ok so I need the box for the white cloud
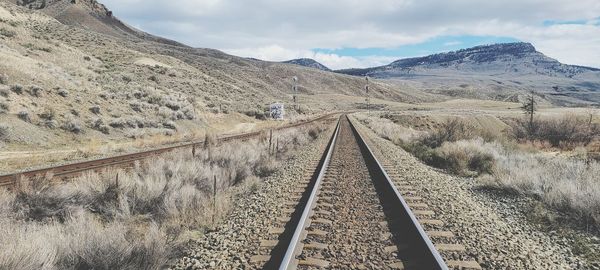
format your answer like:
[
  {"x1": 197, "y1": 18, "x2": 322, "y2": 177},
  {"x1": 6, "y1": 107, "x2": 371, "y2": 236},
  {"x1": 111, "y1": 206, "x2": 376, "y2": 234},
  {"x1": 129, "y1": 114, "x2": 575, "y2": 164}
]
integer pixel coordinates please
[
  {"x1": 443, "y1": 41, "x2": 462, "y2": 46},
  {"x1": 223, "y1": 45, "x2": 394, "y2": 70},
  {"x1": 101, "y1": 0, "x2": 600, "y2": 68}
]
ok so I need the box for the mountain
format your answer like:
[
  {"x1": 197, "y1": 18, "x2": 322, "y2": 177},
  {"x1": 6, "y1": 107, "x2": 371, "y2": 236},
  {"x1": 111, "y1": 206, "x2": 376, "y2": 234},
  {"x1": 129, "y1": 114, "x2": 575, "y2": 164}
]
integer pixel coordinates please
[
  {"x1": 337, "y1": 42, "x2": 600, "y2": 106},
  {"x1": 283, "y1": 58, "x2": 331, "y2": 71}
]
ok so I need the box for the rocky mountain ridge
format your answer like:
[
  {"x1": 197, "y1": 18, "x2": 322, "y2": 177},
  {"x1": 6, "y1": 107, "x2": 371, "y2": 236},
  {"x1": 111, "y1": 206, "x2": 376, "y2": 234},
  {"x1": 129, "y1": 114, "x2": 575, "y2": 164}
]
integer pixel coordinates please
[{"x1": 282, "y1": 58, "x2": 331, "y2": 71}]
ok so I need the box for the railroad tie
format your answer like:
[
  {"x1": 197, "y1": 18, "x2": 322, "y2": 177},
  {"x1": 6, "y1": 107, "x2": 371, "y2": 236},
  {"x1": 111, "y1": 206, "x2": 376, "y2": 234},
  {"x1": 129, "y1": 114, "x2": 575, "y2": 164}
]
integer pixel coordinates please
[
  {"x1": 260, "y1": 240, "x2": 278, "y2": 247},
  {"x1": 413, "y1": 210, "x2": 436, "y2": 217},
  {"x1": 446, "y1": 260, "x2": 482, "y2": 269},
  {"x1": 403, "y1": 196, "x2": 423, "y2": 202},
  {"x1": 426, "y1": 230, "x2": 455, "y2": 238},
  {"x1": 419, "y1": 219, "x2": 444, "y2": 226},
  {"x1": 388, "y1": 262, "x2": 405, "y2": 269},
  {"x1": 282, "y1": 208, "x2": 295, "y2": 214},
  {"x1": 268, "y1": 227, "x2": 285, "y2": 234},
  {"x1": 435, "y1": 243, "x2": 466, "y2": 252},
  {"x1": 249, "y1": 254, "x2": 271, "y2": 263},
  {"x1": 303, "y1": 242, "x2": 328, "y2": 250},
  {"x1": 407, "y1": 202, "x2": 429, "y2": 209},
  {"x1": 307, "y1": 229, "x2": 328, "y2": 236},
  {"x1": 312, "y1": 218, "x2": 333, "y2": 225},
  {"x1": 298, "y1": 257, "x2": 330, "y2": 268},
  {"x1": 277, "y1": 216, "x2": 292, "y2": 223}
]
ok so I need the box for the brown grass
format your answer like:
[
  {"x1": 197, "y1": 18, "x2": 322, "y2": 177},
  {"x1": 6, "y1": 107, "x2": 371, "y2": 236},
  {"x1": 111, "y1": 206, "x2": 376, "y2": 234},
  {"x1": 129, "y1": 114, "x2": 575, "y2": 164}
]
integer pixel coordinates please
[
  {"x1": 0, "y1": 123, "x2": 330, "y2": 269},
  {"x1": 356, "y1": 112, "x2": 600, "y2": 229}
]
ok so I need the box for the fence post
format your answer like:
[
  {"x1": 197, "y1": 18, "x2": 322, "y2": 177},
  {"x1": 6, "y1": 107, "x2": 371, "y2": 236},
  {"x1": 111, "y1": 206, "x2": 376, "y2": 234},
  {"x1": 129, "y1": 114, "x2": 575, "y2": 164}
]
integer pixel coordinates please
[
  {"x1": 269, "y1": 129, "x2": 273, "y2": 154},
  {"x1": 275, "y1": 138, "x2": 279, "y2": 158},
  {"x1": 213, "y1": 175, "x2": 217, "y2": 225},
  {"x1": 115, "y1": 172, "x2": 120, "y2": 202}
]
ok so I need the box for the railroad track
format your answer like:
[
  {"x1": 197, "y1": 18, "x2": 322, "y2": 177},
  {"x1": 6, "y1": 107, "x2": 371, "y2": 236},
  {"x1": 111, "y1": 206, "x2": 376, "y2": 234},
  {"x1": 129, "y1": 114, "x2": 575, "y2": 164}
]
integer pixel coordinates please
[
  {"x1": 0, "y1": 113, "x2": 337, "y2": 188},
  {"x1": 252, "y1": 115, "x2": 481, "y2": 269}
]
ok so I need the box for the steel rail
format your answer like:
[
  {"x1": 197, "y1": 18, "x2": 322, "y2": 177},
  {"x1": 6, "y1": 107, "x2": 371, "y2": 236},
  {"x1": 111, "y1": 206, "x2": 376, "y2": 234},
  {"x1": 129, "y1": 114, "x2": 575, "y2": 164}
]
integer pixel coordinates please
[
  {"x1": 278, "y1": 117, "x2": 341, "y2": 270},
  {"x1": 347, "y1": 115, "x2": 448, "y2": 269},
  {"x1": 0, "y1": 113, "x2": 338, "y2": 187},
  {"x1": 277, "y1": 115, "x2": 447, "y2": 269}
]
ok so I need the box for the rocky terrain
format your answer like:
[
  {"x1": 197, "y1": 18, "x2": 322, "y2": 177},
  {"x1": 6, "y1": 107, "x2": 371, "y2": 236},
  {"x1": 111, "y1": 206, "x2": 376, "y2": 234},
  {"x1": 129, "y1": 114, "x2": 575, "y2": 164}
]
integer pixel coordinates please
[
  {"x1": 282, "y1": 58, "x2": 331, "y2": 72},
  {"x1": 337, "y1": 43, "x2": 600, "y2": 106}
]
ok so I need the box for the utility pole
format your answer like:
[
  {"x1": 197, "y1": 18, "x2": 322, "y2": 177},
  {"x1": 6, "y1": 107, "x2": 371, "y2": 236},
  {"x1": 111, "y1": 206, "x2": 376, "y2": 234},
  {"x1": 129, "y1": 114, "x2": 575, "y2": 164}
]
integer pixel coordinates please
[
  {"x1": 292, "y1": 76, "x2": 299, "y2": 112},
  {"x1": 365, "y1": 76, "x2": 370, "y2": 113}
]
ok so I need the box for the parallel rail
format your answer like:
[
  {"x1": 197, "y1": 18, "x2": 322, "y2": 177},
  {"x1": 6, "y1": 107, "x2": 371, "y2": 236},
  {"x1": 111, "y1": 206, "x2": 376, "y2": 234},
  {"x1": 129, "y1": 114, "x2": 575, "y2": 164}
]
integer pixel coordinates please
[
  {"x1": 274, "y1": 115, "x2": 447, "y2": 269},
  {"x1": 0, "y1": 113, "x2": 337, "y2": 187}
]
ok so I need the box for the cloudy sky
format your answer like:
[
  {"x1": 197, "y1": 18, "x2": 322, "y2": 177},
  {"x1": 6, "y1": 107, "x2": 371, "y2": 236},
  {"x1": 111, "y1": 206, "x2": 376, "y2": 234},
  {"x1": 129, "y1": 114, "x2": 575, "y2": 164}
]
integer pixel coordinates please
[{"x1": 102, "y1": 0, "x2": 600, "y2": 70}]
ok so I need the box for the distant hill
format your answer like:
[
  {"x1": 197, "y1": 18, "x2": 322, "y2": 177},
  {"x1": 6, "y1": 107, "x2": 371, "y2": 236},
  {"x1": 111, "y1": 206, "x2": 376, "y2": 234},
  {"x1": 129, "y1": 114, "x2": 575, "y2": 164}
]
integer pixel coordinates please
[
  {"x1": 337, "y1": 42, "x2": 600, "y2": 106},
  {"x1": 283, "y1": 58, "x2": 331, "y2": 71}
]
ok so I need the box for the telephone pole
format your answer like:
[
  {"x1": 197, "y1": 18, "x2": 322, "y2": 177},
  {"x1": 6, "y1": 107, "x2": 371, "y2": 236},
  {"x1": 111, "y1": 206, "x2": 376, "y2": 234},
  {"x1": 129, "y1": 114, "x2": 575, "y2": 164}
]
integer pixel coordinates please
[
  {"x1": 292, "y1": 76, "x2": 298, "y2": 112},
  {"x1": 365, "y1": 76, "x2": 370, "y2": 113}
]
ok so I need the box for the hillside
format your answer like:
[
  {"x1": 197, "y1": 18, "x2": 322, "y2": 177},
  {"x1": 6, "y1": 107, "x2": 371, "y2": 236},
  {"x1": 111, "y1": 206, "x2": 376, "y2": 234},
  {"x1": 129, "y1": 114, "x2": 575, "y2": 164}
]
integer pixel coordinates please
[
  {"x1": 282, "y1": 58, "x2": 331, "y2": 71},
  {"x1": 0, "y1": 0, "x2": 435, "y2": 149},
  {"x1": 337, "y1": 43, "x2": 600, "y2": 106}
]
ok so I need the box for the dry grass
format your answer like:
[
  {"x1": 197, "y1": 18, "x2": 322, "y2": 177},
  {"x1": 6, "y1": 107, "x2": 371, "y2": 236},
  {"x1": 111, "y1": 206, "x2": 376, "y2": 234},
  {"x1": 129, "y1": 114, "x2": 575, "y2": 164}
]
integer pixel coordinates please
[
  {"x1": 356, "y1": 112, "x2": 600, "y2": 228},
  {"x1": 477, "y1": 142, "x2": 600, "y2": 227},
  {"x1": 353, "y1": 113, "x2": 424, "y2": 145},
  {"x1": 508, "y1": 114, "x2": 600, "y2": 149},
  {"x1": 0, "y1": 123, "x2": 329, "y2": 269}
]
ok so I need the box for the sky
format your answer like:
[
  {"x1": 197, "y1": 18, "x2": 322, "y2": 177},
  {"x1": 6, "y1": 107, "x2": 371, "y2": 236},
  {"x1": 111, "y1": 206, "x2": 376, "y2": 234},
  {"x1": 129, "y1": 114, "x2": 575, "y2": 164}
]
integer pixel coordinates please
[{"x1": 101, "y1": 0, "x2": 600, "y2": 70}]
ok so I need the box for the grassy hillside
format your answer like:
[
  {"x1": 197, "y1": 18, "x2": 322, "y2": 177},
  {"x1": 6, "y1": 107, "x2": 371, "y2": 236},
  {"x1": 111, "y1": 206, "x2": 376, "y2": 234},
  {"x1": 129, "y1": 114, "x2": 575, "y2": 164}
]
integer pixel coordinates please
[{"x1": 0, "y1": 0, "x2": 436, "y2": 151}]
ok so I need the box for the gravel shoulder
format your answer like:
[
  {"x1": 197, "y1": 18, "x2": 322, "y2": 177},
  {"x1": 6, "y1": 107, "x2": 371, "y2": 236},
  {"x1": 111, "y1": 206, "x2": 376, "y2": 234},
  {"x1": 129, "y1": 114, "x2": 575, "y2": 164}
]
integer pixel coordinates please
[
  {"x1": 351, "y1": 115, "x2": 595, "y2": 269},
  {"x1": 170, "y1": 124, "x2": 334, "y2": 270}
]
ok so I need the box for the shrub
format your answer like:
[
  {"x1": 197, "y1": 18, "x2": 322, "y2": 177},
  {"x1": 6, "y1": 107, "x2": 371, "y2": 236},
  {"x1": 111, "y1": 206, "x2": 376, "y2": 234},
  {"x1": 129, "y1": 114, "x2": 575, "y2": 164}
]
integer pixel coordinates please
[
  {"x1": 0, "y1": 87, "x2": 9, "y2": 97},
  {"x1": 91, "y1": 118, "x2": 109, "y2": 134},
  {"x1": 89, "y1": 105, "x2": 101, "y2": 115},
  {"x1": 164, "y1": 99, "x2": 181, "y2": 111},
  {"x1": 0, "y1": 100, "x2": 8, "y2": 114},
  {"x1": 0, "y1": 73, "x2": 7, "y2": 85},
  {"x1": 509, "y1": 115, "x2": 599, "y2": 148},
  {"x1": 434, "y1": 139, "x2": 499, "y2": 176},
  {"x1": 62, "y1": 117, "x2": 83, "y2": 133},
  {"x1": 109, "y1": 118, "x2": 126, "y2": 129},
  {"x1": 158, "y1": 106, "x2": 175, "y2": 120},
  {"x1": 10, "y1": 84, "x2": 23, "y2": 95},
  {"x1": 419, "y1": 118, "x2": 475, "y2": 148},
  {"x1": 38, "y1": 107, "x2": 55, "y2": 120},
  {"x1": 0, "y1": 124, "x2": 8, "y2": 140},
  {"x1": 162, "y1": 120, "x2": 176, "y2": 130},
  {"x1": 27, "y1": 85, "x2": 43, "y2": 97},
  {"x1": 129, "y1": 101, "x2": 142, "y2": 112},
  {"x1": 0, "y1": 28, "x2": 16, "y2": 38},
  {"x1": 57, "y1": 88, "x2": 69, "y2": 97},
  {"x1": 181, "y1": 106, "x2": 196, "y2": 120},
  {"x1": 44, "y1": 120, "x2": 58, "y2": 129},
  {"x1": 147, "y1": 92, "x2": 163, "y2": 105},
  {"x1": 17, "y1": 110, "x2": 30, "y2": 122}
]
